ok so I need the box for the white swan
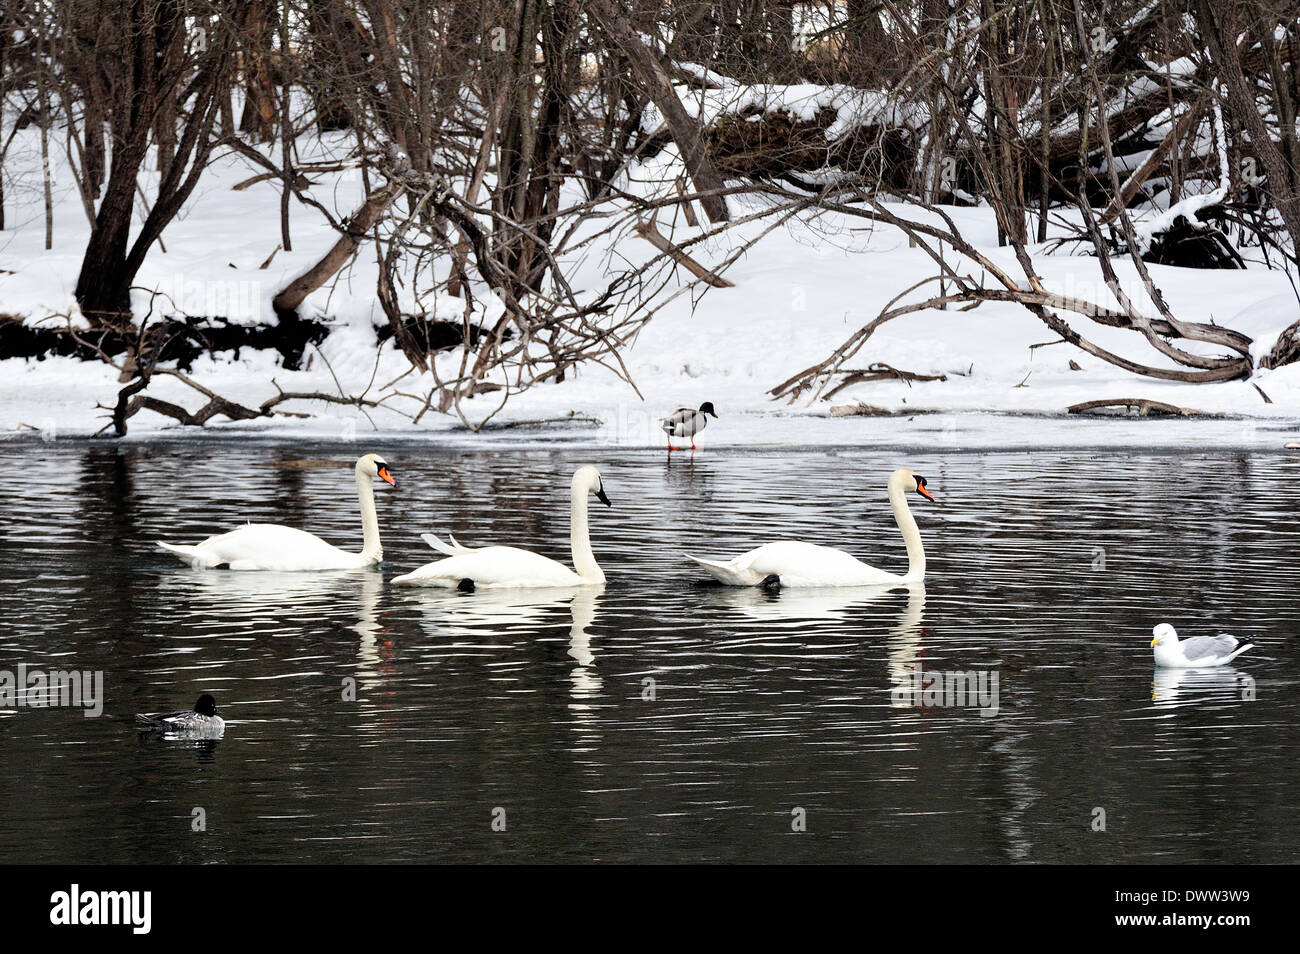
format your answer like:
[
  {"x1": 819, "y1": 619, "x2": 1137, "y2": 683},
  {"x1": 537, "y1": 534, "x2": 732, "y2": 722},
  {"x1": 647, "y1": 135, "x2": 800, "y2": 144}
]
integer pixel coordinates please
[
  {"x1": 392, "y1": 465, "x2": 611, "y2": 588},
  {"x1": 687, "y1": 467, "x2": 935, "y2": 587},
  {"x1": 157, "y1": 453, "x2": 395, "y2": 571},
  {"x1": 1150, "y1": 623, "x2": 1254, "y2": 668}
]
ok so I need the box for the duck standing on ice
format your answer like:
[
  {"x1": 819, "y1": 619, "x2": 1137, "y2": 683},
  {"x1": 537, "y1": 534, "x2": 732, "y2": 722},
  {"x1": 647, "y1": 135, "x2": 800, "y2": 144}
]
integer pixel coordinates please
[{"x1": 662, "y1": 402, "x2": 718, "y2": 452}]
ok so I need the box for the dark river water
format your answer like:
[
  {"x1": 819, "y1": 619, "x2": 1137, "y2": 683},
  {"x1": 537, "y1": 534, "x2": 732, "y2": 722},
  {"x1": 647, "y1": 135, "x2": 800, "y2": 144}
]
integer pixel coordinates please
[{"x1": 0, "y1": 440, "x2": 1297, "y2": 863}]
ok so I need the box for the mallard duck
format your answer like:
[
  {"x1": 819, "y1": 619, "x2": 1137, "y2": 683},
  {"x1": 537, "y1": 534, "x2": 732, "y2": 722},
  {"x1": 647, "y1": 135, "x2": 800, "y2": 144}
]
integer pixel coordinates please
[{"x1": 661, "y1": 402, "x2": 717, "y2": 451}]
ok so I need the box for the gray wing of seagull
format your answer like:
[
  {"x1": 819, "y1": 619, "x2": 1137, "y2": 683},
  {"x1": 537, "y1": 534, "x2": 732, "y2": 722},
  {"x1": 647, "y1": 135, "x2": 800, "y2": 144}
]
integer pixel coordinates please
[{"x1": 1180, "y1": 634, "x2": 1241, "y2": 661}]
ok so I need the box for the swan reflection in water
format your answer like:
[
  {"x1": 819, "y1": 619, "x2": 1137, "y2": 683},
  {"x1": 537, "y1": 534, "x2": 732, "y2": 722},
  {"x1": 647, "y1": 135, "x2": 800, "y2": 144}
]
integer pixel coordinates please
[
  {"x1": 1151, "y1": 666, "x2": 1254, "y2": 708},
  {"x1": 883, "y1": 583, "x2": 929, "y2": 706},
  {"x1": 350, "y1": 571, "x2": 388, "y2": 692},
  {"x1": 400, "y1": 586, "x2": 591, "y2": 642},
  {"x1": 164, "y1": 566, "x2": 376, "y2": 625},
  {"x1": 565, "y1": 589, "x2": 604, "y2": 751},
  {"x1": 162, "y1": 567, "x2": 395, "y2": 691},
  {"x1": 703, "y1": 581, "x2": 929, "y2": 714},
  {"x1": 700, "y1": 580, "x2": 924, "y2": 629},
  {"x1": 400, "y1": 584, "x2": 606, "y2": 745}
]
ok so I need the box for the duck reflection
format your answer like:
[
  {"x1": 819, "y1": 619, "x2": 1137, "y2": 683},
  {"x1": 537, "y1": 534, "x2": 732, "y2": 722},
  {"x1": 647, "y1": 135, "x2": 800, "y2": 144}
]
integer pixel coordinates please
[
  {"x1": 664, "y1": 451, "x2": 716, "y2": 500},
  {"x1": 1151, "y1": 665, "x2": 1253, "y2": 708},
  {"x1": 138, "y1": 735, "x2": 223, "y2": 762}
]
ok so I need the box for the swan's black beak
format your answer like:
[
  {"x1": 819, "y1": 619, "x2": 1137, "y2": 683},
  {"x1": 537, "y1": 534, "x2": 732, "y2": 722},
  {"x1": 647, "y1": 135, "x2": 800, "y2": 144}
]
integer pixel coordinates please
[
  {"x1": 595, "y1": 486, "x2": 612, "y2": 507},
  {"x1": 915, "y1": 476, "x2": 935, "y2": 503},
  {"x1": 378, "y1": 465, "x2": 395, "y2": 486}
]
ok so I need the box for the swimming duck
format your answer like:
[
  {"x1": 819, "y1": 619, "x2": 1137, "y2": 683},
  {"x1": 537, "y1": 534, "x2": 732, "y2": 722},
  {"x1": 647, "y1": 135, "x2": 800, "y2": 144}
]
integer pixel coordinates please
[{"x1": 136, "y1": 693, "x2": 226, "y2": 736}]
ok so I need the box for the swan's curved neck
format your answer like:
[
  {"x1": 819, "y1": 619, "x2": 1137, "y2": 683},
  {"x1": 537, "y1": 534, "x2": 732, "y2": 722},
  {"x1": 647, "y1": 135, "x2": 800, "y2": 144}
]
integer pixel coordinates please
[
  {"x1": 888, "y1": 480, "x2": 925, "y2": 582},
  {"x1": 570, "y1": 484, "x2": 604, "y2": 583},
  {"x1": 356, "y1": 470, "x2": 382, "y2": 561}
]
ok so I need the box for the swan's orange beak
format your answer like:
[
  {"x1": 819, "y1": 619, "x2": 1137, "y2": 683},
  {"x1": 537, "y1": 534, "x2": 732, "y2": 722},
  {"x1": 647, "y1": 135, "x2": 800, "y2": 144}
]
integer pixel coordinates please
[
  {"x1": 917, "y1": 483, "x2": 935, "y2": 503},
  {"x1": 378, "y1": 466, "x2": 395, "y2": 486}
]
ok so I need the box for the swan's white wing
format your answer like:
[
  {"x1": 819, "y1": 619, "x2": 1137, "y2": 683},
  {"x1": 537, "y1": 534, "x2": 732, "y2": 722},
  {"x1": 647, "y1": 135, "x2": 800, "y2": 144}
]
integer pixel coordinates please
[
  {"x1": 421, "y1": 532, "x2": 478, "y2": 556},
  {"x1": 157, "y1": 541, "x2": 221, "y2": 568},
  {"x1": 687, "y1": 553, "x2": 765, "y2": 586},
  {"x1": 1180, "y1": 634, "x2": 1241, "y2": 661},
  {"x1": 393, "y1": 545, "x2": 585, "y2": 588},
  {"x1": 159, "y1": 524, "x2": 364, "y2": 571}
]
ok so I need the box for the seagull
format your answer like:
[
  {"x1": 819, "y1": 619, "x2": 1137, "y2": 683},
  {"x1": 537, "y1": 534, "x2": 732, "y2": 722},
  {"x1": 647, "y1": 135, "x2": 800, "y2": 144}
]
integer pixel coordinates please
[
  {"x1": 661, "y1": 402, "x2": 718, "y2": 451},
  {"x1": 1150, "y1": 623, "x2": 1254, "y2": 668}
]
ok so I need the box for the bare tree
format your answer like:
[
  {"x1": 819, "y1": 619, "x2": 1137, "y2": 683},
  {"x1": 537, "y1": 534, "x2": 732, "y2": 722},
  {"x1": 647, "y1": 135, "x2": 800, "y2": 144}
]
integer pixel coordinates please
[{"x1": 72, "y1": 0, "x2": 235, "y2": 326}]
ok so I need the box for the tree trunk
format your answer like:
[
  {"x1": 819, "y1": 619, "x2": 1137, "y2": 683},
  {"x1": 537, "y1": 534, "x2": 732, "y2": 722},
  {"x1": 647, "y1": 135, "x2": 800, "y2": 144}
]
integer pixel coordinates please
[
  {"x1": 587, "y1": 0, "x2": 731, "y2": 223},
  {"x1": 75, "y1": 0, "x2": 228, "y2": 326},
  {"x1": 1194, "y1": 0, "x2": 1300, "y2": 251},
  {"x1": 271, "y1": 184, "x2": 400, "y2": 317},
  {"x1": 238, "y1": 1, "x2": 277, "y2": 142}
]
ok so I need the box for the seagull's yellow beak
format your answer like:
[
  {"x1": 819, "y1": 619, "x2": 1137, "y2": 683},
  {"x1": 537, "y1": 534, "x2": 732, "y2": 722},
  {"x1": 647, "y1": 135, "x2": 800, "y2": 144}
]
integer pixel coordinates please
[{"x1": 1150, "y1": 637, "x2": 1159, "y2": 647}]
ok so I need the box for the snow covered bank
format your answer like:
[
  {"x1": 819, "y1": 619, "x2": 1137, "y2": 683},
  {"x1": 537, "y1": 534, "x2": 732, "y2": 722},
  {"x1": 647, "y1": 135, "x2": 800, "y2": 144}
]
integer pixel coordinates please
[{"x1": 1, "y1": 128, "x2": 1297, "y2": 449}]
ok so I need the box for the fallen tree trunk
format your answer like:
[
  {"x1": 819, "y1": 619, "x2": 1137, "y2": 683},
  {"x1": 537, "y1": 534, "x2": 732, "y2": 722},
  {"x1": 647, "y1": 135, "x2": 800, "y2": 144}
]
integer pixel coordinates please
[
  {"x1": 829, "y1": 402, "x2": 894, "y2": 417},
  {"x1": 1143, "y1": 212, "x2": 1245, "y2": 269},
  {"x1": 1067, "y1": 398, "x2": 1204, "y2": 416},
  {"x1": 271, "y1": 182, "x2": 400, "y2": 318},
  {"x1": 1261, "y1": 317, "x2": 1300, "y2": 369},
  {"x1": 1, "y1": 312, "x2": 327, "y2": 371},
  {"x1": 640, "y1": 100, "x2": 918, "y2": 193},
  {"x1": 766, "y1": 190, "x2": 1256, "y2": 404},
  {"x1": 107, "y1": 370, "x2": 389, "y2": 437},
  {"x1": 823, "y1": 363, "x2": 947, "y2": 399},
  {"x1": 1099, "y1": 98, "x2": 1205, "y2": 224}
]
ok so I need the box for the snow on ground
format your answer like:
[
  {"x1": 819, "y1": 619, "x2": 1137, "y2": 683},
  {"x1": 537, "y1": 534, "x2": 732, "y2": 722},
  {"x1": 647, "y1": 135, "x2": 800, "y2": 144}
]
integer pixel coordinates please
[
  {"x1": 640, "y1": 78, "x2": 927, "y2": 141},
  {"x1": 0, "y1": 126, "x2": 1297, "y2": 450}
]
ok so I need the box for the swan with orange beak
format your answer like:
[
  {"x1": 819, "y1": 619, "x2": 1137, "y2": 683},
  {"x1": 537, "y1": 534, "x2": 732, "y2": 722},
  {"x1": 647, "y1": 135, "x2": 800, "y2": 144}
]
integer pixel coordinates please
[
  {"x1": 158, "y1": 453, "x2": 395, "y2": 571},
  {"x1": 688, "y1": 468, "x2": 936, "y2": 587}
]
